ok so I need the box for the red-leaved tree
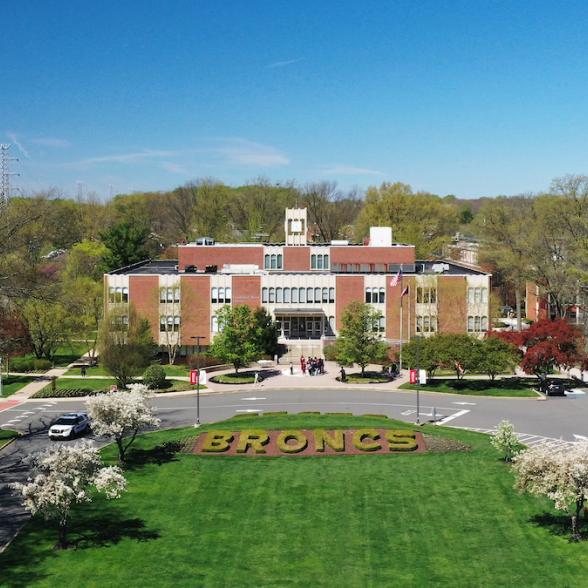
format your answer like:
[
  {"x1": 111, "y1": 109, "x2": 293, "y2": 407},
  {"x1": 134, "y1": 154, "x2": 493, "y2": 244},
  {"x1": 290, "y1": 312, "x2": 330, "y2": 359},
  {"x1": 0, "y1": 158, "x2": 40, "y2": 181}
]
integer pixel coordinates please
[{"x1": 494, "y1": 319, "x2": 585, "y2": 375}]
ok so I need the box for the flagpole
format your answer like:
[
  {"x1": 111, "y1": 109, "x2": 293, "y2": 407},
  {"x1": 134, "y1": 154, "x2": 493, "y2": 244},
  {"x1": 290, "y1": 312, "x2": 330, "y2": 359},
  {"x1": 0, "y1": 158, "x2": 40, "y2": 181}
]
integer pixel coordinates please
[{"x1": 399, "y1": 274, "x2": 404, "y2": 371}]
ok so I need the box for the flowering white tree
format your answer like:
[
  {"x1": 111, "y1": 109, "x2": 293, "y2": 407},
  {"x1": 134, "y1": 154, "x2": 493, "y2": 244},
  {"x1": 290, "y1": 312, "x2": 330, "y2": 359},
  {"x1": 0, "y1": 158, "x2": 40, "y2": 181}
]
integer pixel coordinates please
[
  {"x1": 87, "y1": 383, "x2": 160, "y2": 462},
  {"x1": 490, "y1": 420, "x2": 521, "y2": 462},
  {"x1": 11, "y1": 440, "x2": 126, "y2": 549},
  {"x1": 513, "y1": 443, "x2": 588, "y2": 540}
]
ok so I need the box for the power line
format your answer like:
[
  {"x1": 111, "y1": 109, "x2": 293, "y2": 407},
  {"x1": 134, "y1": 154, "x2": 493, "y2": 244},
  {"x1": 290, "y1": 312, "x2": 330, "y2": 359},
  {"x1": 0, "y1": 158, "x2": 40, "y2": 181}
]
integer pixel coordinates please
[{"x1": 0, "y1": 144, "x2": 20, "y2": 205}]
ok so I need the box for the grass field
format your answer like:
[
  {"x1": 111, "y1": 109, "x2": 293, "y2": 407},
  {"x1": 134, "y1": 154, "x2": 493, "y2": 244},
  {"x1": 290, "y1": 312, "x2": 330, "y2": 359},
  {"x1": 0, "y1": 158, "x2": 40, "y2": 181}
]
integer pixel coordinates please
[
  {"x1": 2, "y1": 413, "x2": 588, "y2": 587},
  {"x1": 1, "y1": 375, "x2": 37, "y2": 397},
  {"x1": 400, "y1": 377, "x2": 539, "y2": 397},
  {"x1": 0, "y1": 428, "x2": 19, "y2": 449},
  {"x1": 18, "y1": 342, "x2": 90, "y2": 369},
  {"x1": 65, "y1": 364, "x2": 189, "y2": 378}
]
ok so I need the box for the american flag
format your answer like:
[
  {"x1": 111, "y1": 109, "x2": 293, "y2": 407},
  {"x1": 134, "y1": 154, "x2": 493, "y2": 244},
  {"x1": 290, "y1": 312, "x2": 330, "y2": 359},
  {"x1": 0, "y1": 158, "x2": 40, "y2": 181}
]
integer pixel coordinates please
[
  {"x1": 401, "y1": 286, "x2": 409, "y2": 297},
  {"x1": 390, "y1": 270, "x2": 402, "y2": 287}
]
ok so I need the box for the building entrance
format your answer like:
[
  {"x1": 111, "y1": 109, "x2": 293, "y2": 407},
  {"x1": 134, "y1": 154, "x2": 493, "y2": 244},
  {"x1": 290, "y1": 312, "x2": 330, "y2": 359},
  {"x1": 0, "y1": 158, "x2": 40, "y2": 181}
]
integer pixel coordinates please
[{"x1": 277, "y1": 315, "x2": 323, "y2": 339}]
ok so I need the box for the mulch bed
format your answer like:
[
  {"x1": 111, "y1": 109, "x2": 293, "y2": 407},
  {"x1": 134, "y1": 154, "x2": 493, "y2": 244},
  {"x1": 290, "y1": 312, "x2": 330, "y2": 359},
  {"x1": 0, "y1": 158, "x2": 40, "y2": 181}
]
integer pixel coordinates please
[{"x1": 423, "y1": 434, "x2": 471, "y2": 453}]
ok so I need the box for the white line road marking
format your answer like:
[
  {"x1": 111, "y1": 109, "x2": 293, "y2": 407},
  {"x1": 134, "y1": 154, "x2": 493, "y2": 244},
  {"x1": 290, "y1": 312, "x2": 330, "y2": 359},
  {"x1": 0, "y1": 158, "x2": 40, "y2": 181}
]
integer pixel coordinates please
[
  {"x1": 401, "y1": 409, "x2": 416, "y2": 416},
  {"x1": 242, "y1": 397, "x2": 267, "y2": 401},
  {"x1": 235, "y1": 409, "x2": 263, "y2": 413},
  {"x1": 452, "y1": 401, "x2": 476, "y2": 406},
  {"x1": 435, "y1": 409, "x2": 470, "y2": 425}
]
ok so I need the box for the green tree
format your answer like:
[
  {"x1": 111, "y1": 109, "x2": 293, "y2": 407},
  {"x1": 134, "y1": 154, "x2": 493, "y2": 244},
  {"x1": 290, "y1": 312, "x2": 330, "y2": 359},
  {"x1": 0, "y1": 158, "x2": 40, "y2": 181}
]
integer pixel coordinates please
[
  {"x1": 63, "y1": 240, "x2": 108, "y2": 281},
  {"x1": 20, "y1": 300, "x2": 71, "y2": 360},
  {"x1": 402, "y1": 336, "x2": 442, "y2": 377},
  {"x1": 335, "y1": 301, "x2": 389, "y2": 376},
  {"x1": 478, "y1": 336, "x2": 519, "y2": 380},
  {"x1": 210, "y1": 305, "x2": 263, "y2": 373},
  {"x1": 100, "y1": 222, "x2": 151, "y2": 271},
  {"x1": 354, "y1": 182, "x2": 459, "y2": 257},
  {"x1": 253, "y1": 308, "x2": 279, "y2": 358},
  {"x1": 98, "y1": 305, "x2": 156, "y2": 388}
]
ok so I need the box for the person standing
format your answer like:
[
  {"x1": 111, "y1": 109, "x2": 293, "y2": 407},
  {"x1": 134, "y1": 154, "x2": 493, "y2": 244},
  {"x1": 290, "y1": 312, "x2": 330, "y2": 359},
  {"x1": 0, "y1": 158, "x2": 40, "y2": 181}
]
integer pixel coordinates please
[{"x1": 300, "y1": 355, "x2": 306, "y2": 375}]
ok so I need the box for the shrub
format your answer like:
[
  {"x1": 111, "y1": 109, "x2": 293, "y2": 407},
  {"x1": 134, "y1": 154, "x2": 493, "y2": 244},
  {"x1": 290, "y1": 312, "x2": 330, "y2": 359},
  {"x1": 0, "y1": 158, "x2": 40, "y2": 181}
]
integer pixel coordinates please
[
  {"x1": 33, "y1": 359, "x2": 52, "y2": 371},
  {"x1": 263, "y1": 411, "x2": 288, "y2": 416},
  {"x1": 361, "y1": 414, "x2": 389, "y2": 419},
  {"x1": 10, "y1": 357, "x2": 34, "y2": 372},
  {"x1": 352, "y1": 429, "x2": 381, "y2": 451},
  {"x1": 188, "y1": 353, "x2": 227, "y2": 369},
  {"x1": 143, "y1": 365, "x2": 166, "y2": 390},
  {"x1": 276, "y1": 430, "x2": 308, "y2": 453}
]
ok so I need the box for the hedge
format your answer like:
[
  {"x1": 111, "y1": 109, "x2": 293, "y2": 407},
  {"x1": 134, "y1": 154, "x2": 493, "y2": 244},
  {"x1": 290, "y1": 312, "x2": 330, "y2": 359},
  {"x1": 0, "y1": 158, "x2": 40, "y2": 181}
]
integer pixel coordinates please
[
  {"x1": 276, "y1": 430, "x2": 308, "y2": 453},
  {"x1": 10, "y1": 358, "x2": 52, "y2": 372},
  {"x1": 32, "y1": 387, "x2": 107, "y2": 399}
]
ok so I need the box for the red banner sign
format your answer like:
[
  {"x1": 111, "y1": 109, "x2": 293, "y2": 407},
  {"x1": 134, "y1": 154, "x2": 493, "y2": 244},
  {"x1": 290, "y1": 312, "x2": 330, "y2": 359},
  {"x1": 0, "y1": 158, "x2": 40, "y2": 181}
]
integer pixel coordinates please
[{"x1": 190, "y1": 369, "x2": 199, "y2": 385}]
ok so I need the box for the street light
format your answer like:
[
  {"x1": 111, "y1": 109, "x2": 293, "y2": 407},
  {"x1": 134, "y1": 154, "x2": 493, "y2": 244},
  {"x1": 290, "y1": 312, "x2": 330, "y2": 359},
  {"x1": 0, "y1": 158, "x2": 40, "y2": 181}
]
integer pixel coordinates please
[
  {"x1": 0, "y1": 357, "x2": 3, "y2": 398},
  {"x1": 191, "y1": 336, "x2": 205, "y2": 427},
  {"x1": 415, "y1": 335, "x2": 421, "y2": 426}
]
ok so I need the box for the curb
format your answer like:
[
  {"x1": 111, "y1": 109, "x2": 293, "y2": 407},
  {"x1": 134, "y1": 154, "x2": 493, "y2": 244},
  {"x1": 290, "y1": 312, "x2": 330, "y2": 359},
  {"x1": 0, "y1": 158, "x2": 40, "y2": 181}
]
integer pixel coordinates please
[{"x1": 0, "y1": 435, "x2": 19, "y2": 453}]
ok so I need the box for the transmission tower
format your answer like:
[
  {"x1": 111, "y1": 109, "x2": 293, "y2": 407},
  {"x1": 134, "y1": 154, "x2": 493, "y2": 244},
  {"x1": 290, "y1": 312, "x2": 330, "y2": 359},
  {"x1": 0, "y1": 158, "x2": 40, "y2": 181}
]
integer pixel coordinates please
[{"x1": 0, "y1": 144, "x2": 19, "y2": 205}]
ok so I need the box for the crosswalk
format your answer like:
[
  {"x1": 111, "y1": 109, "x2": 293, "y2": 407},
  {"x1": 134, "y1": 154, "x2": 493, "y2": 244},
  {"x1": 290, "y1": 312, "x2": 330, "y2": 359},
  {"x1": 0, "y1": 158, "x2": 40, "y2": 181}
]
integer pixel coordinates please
[
  {"x1": 0, "y1": 401, "x2": 57, "y2": 429},
  {"x1": 460, "y1": 426, "x2": 579, "y2": 452}
]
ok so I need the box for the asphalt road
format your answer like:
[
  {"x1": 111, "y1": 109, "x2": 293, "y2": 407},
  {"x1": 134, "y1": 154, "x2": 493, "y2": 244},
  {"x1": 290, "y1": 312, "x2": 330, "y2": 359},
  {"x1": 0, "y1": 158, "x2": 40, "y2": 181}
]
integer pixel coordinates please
[{"x1": 1, "y1": 386, "x2": 587, "y2": 549}]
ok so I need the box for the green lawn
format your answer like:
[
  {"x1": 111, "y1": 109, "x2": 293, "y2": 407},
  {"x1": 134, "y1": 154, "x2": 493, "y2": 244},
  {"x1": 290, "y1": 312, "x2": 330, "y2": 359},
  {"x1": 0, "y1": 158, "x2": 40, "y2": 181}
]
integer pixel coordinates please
[
  {"x1": 18, "y1": 342, "x2": 91, "y2": 369},
  {"x1": 0, "y1": 428, "x2": 19, "y2": 449},
  {"x1": 400, "y1": 377, "x2": 540, "y2": 397},
  {"x1": 2, "y1": 414, "x2": 588, "y2": 587},
  {"x1": 1, "y1": 375, "x2": 37, "y2": 397},
  {"x1": 65, "y1": 364, "x2": 189, "y2": 378}
]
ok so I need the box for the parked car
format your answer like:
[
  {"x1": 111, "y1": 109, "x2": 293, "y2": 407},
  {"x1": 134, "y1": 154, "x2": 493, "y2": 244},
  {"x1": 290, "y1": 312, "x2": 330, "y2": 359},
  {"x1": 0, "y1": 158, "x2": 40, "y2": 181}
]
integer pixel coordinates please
[
  {"x1": 48, "y1": 412, "x2": 91, "y2": 440},
  {"x1": 536, "y1": 375, "x2": 568, "y2": 397}
]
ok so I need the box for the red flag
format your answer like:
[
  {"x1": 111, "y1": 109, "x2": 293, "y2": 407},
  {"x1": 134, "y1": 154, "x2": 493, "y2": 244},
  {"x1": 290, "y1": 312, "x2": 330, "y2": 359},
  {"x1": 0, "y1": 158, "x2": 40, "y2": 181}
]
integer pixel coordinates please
[{"x1": 390, "y1": 270, "x2": 402, "y2": 287}]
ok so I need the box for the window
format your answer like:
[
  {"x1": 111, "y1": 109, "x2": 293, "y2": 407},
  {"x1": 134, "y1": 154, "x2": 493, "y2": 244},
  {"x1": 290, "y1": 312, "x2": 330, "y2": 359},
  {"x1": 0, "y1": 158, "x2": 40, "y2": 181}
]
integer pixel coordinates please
[
  {"x1": 218, "y1": 288, "x2": 225, "y2": 303},
  {"x1": 416, "y1": 314, "x2": 437, "y2": 333},
  {"x1": 160, "y1": 316, "x2": 166, "y2": 332},
  {"x1": 173, "y1": 287, "x2": 180, "y2": 302},
  {"x1": 212, "y1": 286, "x2": 231, "y2": 304},
  {"x1": 271, "y1": 254, "x2": 277, "y2": 269},
  {"x1": 109, "y1": 287, "x2": 116, "y2": 303},
  {"x1": 307, "y1": 287, "x2": 313, "y2": 303},
  {"x1": 322, "y1": 288, "x2": 328, "y2": 303},
  {"x1": 211, "y1": 287, "x2": 218, "y2": 303},
  {"x1": 277, "y1": 254, "x2": 283, "y2": 269},
  {"x1": 262, "y1": 287, "x2": 268, "y2": 303},
  {"x1": 265, "y1": 253, "x2": 283, "y2": 270},
  {"x1": 269, "y1": 288, "x2": 275, "y2": 303},
  {"x1": 467, "y1": 315, "x2": 489, "y2": 333},
  {"x1": 329, "y1": 287, "x2": 335, "y2": 303},
  {"x1": 365, "y1": 287, "x2": 385, "y2": 304},
  {"x1": 160, "y1": 316, "x2": 180, "y2": 332},
  {"x1": 174, "y1": 316, "x2": 180, "y2": 332},
  {"x1": 311, "y1": 254, "x2": 329, "y2": 270},
  {"x1": 365, "y1": 288, "x2": 372, "y2": 303},
  {"x1": 314, "y1": 287, "x2": 321, "y2": 303},
  {"x1": 276, "y1": 287, "x2": 283, "y2": 303},
  {"x1": 468, "y1": 288, "x2": 474, "y2": 304},
  {"x1": 225, "y1": 287, "x2": 231, "y2": 303},
  {"x1": 115, "y1": 287, "x2": 123, "y2": 303},
  {"x1": 166, "y1": 287, "x2": 174, "y2": 303},
  {"x1": 299, "y1": 287, "x2": 306, "y2": 303},
  {"x1": 284, "y1": 287, "x2": 291, "y2": 303},
  {"x1": 122, "y1": 287, "x2": 129, "y2": 303},
  {"x1": 474, "y1": 288, "x2": 481, "y2": 303},
  {"x1": 292, "y1": 288, "x2": 298, "y2": 303},
  {"x1": 482, "y1": 287, "x2": 488, "y2": 303},
  {"x1": 417, "y1": 287, "x2": 437, "y2": 304},
  {"x1": 264, "y1": 254, "x2": 270, "y2": 269},
  {"x1": 211, "y1": 316, "x2": 219, "y2": 333},
  {"x1": 379, "y1": 316, "x2": 385, "y2": 332},
  {"x1": 379, "y1": 288, "x2": 385, "y2": 303}
]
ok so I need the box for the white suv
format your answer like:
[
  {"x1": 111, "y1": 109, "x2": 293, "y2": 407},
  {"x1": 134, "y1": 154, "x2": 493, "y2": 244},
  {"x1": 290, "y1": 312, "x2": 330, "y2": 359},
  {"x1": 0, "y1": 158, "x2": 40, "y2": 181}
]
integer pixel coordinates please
[{"x1": 48, "y1": 413, "x2": 91, "y2": 440}]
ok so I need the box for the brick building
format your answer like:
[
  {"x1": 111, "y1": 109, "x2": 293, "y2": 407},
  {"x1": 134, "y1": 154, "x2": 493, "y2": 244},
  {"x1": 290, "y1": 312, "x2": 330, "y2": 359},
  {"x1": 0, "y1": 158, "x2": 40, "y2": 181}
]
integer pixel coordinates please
[{"x1": 105, "y1": 208, "x2": 491, "y2": 357}]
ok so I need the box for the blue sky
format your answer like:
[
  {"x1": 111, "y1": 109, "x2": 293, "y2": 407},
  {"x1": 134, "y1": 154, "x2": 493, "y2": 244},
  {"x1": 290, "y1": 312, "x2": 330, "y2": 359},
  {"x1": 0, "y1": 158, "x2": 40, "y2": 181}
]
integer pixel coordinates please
[{"x1": 3, "y1": 0, "x2": 588, "y2": 198}]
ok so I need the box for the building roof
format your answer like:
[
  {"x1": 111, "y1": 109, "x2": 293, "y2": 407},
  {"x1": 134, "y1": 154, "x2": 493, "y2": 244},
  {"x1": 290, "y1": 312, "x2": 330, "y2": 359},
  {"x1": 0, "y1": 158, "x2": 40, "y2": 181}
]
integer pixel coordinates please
[{"x1": 110, "y1": 258, "x2": 489, "y2": 277}]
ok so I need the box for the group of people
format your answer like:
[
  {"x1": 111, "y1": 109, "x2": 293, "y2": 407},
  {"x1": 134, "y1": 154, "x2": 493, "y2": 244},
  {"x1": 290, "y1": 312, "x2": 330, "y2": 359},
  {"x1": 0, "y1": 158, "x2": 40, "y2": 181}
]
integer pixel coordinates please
[{"x1": 300, "y1": 355, "x2": 325, "y2": 376}]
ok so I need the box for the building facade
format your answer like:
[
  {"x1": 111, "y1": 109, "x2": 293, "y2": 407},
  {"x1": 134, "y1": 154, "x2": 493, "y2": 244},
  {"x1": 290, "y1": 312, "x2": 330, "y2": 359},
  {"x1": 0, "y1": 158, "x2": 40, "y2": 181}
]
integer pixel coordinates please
[{"x1": 105, "y1": 208, "x2": 491, "y2": 356}]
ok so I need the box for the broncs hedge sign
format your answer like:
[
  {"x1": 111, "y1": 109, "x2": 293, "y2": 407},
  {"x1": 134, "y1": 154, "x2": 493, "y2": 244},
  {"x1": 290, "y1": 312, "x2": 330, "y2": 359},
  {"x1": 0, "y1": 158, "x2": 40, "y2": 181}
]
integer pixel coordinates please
[{"x1": 193, "y1": 429, "x2": 426, "y2": 457}]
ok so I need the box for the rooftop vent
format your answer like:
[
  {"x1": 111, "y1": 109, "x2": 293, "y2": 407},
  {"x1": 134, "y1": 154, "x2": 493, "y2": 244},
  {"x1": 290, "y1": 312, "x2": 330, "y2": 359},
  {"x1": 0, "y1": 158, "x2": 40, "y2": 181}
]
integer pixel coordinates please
[
  {"x1": 184, "y1": 265, "x2": 197, "y2": 273},
  {"x1": 432, "y1": 263, "x2": 450, "y2": 273},
  {"x1": 195, "y1": 237, "x2": 215, "y2": 246}
]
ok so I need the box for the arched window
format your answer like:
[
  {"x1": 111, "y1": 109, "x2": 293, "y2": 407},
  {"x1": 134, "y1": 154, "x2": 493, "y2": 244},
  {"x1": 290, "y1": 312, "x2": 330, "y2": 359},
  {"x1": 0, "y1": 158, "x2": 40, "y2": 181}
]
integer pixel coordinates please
[
  {"x1": 311, "y1": 254, "x2": 317, "y2": 269},
  {"x1": 379, "y1": 288, "x2": 385, "y2": 303},
  {"x1": 329, "y1": 287, "x2": 335, "y2": 303},
  {"x1": 262, "y1": 287, "x2": 268, "y2": 303},
  {"x1": 317, "y1": 255, "x2": 323, "y2": 270},
  {"x1": 264, "y1": 254, "x2": 270, "y2": 269},
  {"x1": 365, "y1": 288, "x2": 372, "y2": 303},
  {"x1": 277, "y1": 254, "x2": 283, "y2": 269},
  {"x1": 211, "y1": 316, "x2": 219, "y2": 332},
  {"x1": 269, "y1": 288, "x2": 275, "y2": 303},
  {"x1": 276, "y1": 287, "x2": 283, "y2": 303},
  {"x1": 299, "y1": 287, "x2": 306, "y2": 303},
  {"x1": 115, "y1": 287, "x2": 123, "y2": 302},
  {"x1": 322, "y1": 288, "x2": 328, "y2": 303},
  {"x1": 159, "y1": 316, "x2": 166, "y2": 332},
  {"x1": 467, "y1": 316, "x2": 474, "y2": 332},
  {"x1": 225, "y1": 287, "x2": 232, "y2": 303},
  {"x1": 122, "y1": 287, "x2": 129, "y2": 303},
  {"x1": 324, "y1": 255, "x2": 329, "y2": 268},
  {"x1": 271, "y1": 254, "x2": 277, "y2": 269},
  {"x1": 211, "y1": 287, "x2": 218, "y2": 303},
  {"x1": 314, "y1": 287, "x2": 321, "y2": 303},
  {"x1": 218, "y1": 287, "x2": 225, "y2": 302},
  {"x1": 173, "y1": 287, "x2": 180, "y2": 302},
  {"x1": 307, "y1": 287, "x2": 313, "y2": 303},
  {"x1": 481, "y1": 316, "x2": 488, "y2": 331},
  {"x1": 284, "y1": 288, "x2": 291, "y2": 303},
  {"x1": 174, "y1": 316, "x2": 181, "y2": 332},
  {"x1": 167, "y1": 287, "x2": 174, "y2": 303},
  {"x1": 291, "y1": 287, "x2": 298, "y2": 303}
]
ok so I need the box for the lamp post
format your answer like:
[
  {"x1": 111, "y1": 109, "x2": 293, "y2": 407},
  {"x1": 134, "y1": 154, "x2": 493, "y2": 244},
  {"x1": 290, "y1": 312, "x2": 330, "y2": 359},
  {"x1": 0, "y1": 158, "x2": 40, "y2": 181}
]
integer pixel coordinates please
[
  {"x1": 415, "y1": 335, "x2": 421, "y2": 426},
  {"x1": 191, "y1": 336, "x2": 204, "y2": 427},
  {"x1": 0, "y1": 357, "x2": 3, "y2": 398}
]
